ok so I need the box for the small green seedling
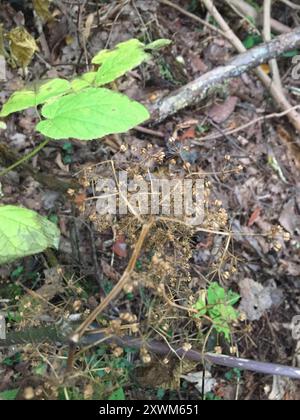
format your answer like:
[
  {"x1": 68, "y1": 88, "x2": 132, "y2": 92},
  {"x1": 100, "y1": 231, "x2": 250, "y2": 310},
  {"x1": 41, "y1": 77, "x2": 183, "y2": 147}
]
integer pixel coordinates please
[{"x1": 194, "y1": 282, "x2": 240, "y2": 341}]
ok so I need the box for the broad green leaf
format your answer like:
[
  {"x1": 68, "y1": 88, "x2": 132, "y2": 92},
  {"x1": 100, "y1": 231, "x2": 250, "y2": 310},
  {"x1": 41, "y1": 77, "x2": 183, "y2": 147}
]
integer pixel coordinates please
[
  {"x1": 0, "y1": 389, "x2": 19, "y2": 400},
  {"x1": 0, "y1": 205, "x2": 60, "y2": 265},
  {"x1": 146, "y1": 39, "x2": 172, "y2": 51},
  {"x1": 0, "y1": 78, "x2": 71, "y2": 117},
  {"x1": 0, "y1": 121, "x2": 6, "y2": 129},
  {"x1": 108, "y1": 387, "x2": 126, "y2": 401},
  {"x1": 71, "y1": 72, "x2": 97, "y2": 91},
  {"x1": 92, "y1": 39, "x2": 151, "y2": 86},
  {"x1": 36, "y1": 87, "x2": 150, "y2": 140}
]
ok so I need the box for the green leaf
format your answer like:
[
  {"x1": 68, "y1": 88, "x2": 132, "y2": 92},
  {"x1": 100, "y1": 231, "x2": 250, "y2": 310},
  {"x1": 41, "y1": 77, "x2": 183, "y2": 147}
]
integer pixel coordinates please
[
  {"x1": 243, "y1": 34, "x2": 262, "y2": 49},
  {"x1": 146, "y1": 39, "x2": 172, "y2": 51},
  {"x1": 193, "y1": 290, "x2": 207, "y2": 317},
  {"x1": 0, "y1": 389, "x2": 19, "y2": 400},
  {"x1": 92, "y1": 39, "x2": 151, "y2": 86},
  {"x1": 36, "y1": 87, "x2": 150, "y2": 140},
  {"x1": 0, "y1": 205, "x2": 60, "y2": 265},
  {"x1": 108, "y1": 387, "x2": 126, "y2": 401},
  {"x1": 207, "y1": 283, "x2": 240, "y2": 341},
  {"x1": 0, "y1": 78, "x2": 71, "y2": 117},
  {"x1": 282, "y1": 49, "x2": 299, "y2": 58},
  {"x1": 71, "y1": 72, "x2": 97, "y2": 91},
  {"x1": 0, "y1": 121, "x2": 6, "y2": 129}
]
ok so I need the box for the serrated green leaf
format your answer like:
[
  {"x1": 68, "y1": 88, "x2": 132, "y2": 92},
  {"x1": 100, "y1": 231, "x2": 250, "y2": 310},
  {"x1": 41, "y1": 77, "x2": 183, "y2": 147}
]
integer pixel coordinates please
[
  {"x1": 207, "y1": 283, "x2": 240, "y2": 341},
  {"x1": 0, "y1": 206, "x2": 60, "y2": 265},
  {"x1": 207, "y1": 283, "x2": 226, "y2": 305},
  {"x1": 146, "y1": 39, "x2": 172, "y2": 51},
  {"x1": 36, "y1": 87, "x2": 150, "y2": 140},
  {"x1": 0, "y1": 78, "x2": 71, "y2": 117},
  {"x1": 92, "y1": 39, "x2": 151, "y2": 86}
]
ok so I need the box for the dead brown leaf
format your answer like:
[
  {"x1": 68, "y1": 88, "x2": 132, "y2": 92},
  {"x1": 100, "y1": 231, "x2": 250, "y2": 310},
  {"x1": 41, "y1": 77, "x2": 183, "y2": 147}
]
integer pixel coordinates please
[
  {"x1": 8, "y1": 27, "x2": 39, "y2": 68},
  {"x1": 208, "y1": 96, "x2": 238, "y2": 124}
]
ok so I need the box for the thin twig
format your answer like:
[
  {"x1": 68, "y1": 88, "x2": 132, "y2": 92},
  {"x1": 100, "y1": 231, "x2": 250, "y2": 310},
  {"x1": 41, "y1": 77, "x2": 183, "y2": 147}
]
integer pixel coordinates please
[
  {"x1": 263, "y1": 0, "x2": 282, "y2": 89},
  {"x1": 158, "y1": 0, "x2": 228, "y2": 39},
  {"x1": 226, "y1": 0, "x2": 292, "y2": 34},
  {"x1": 0, "y1": 138, "x2": 50, "y2": 178},
  {"x1": 279, "y1": 0, "x2": 300, "y2": 10},
  {"x1": 192, "y1": 105, "x2": 300, "y2": 143},
  {"x1": 70, "y1": 221, "x2": 153, "y2": 343}
]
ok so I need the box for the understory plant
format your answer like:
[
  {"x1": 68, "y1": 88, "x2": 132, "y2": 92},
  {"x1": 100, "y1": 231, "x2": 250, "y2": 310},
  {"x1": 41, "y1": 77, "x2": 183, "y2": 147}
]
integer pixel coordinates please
[
  {"x1": 194, "y1": 282, "x2": 240, "y2": 341},
  {"x1": 0, "y1": 38, "x2": 170, "y2": 265}
]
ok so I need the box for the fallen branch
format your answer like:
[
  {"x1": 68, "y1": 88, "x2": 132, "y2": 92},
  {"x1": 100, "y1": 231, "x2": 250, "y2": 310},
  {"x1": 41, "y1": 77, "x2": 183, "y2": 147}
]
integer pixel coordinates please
[
  {"x1": 202, "y1": 0, "x2": 300, "y2": 133},
  {"x1": 2, "y1": 327, "x2": 300, "y2": 379},
  {"x1": 150, "y1": 14, "x2": 300, "y2": 133}
]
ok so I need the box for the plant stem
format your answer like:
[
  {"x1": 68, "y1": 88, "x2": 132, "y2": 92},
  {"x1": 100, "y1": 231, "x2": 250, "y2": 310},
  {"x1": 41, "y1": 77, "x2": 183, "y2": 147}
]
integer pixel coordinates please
[{"x1": 0, "y1": 138, "x2": 50, "y2": 178}]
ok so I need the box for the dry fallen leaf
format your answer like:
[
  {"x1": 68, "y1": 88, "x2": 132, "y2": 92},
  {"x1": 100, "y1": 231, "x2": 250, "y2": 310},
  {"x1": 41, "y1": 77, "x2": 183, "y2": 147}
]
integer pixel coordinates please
[
  {"x1": 208, "y1": 96, "x2": 238, "y2": 124},
  {"x1": 247, "y1": 207, "x2": 261, "y2": 227},
  {"x1": 112, "y1": 235, "x2": 128, "y2": 258},
  {"x1": 33, "y1": 0, "x2": 53, "y2": 22},
  {"x1": 8, "y1": 26, "x2": 39, "y2": 68},
  {"x1": 279, "y1": 199, "x2": 300, "y2": 234}
]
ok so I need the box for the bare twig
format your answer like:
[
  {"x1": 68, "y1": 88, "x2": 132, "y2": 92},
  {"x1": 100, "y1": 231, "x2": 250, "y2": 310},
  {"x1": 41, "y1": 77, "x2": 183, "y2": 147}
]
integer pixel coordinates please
[
  {"x1": 81, "y1": 334, "x2": 300, "y2": 380},
  {"x1": 0, "y1": 142, "x2": 79, "y2": 193},
  {"x1": 3, "y1": 326, "x2": 300, "y2": 379},
  {"x1": 70, "y1": 221, "x2": 153, "y2": 343},
  {"x1": 263, "y1": 0, "x2": 282, "y2": 90},
  {"x1": 226, "y1": 0, "x2": 292, "y2": 34},
  {"x1": 158, "y1": 0, "x2": 227, "y2": 39},
  {"x1": 279, "y1": 0, "x2": 300, "y2": 10},
  {"x1": 192, "y1": 105, "x2": 300, "y2": 143}
]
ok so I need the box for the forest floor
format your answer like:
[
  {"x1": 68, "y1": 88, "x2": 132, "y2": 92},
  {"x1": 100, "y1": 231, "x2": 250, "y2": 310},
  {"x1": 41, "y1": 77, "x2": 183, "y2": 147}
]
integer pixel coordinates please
[{"x1": 0, "y1": 0, "x2": 300, "y2": 400}]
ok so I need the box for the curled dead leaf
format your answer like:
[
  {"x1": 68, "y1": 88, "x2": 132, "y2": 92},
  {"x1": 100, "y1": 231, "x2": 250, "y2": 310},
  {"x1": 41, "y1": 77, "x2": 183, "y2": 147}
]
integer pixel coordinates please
[
  {"x1": 8, "y1": 27, "x2": 39, "y2": 68},
  {"x1": 33, "y1": 0, "x2": 53, "y2": 23}
]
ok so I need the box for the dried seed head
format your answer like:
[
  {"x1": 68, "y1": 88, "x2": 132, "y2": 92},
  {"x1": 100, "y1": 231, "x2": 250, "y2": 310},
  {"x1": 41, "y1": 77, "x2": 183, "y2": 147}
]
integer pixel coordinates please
[
  {"x1": 113, "y1": 347, "x2": 124, "y2": 358},
  {"x1": 273, "y1": 241, "x2": 282, "y2": 252},
  {"x1": 120, "y1": 144, "x2": 127, "y2": 153},
  {"x1": 24, "y1": 387, "x2": 35, "y2": 400},
  {"x1": 142, "y1": 354, "x2": 152, "y2": 364},
  {"x1": 123, "y1": 283, "x2": 133, "y2": 294},
  {"x1": 182, "y1": 342, "x2": 192, "y2": 352},
  {"x1": 214, "y1": 346, "x2": 223, "y2": 354}
]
